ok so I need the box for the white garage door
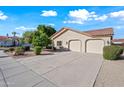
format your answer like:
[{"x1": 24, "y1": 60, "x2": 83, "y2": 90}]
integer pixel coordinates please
[
  {"x1": 69, "y1": 40, "x2": 81, "y2": 52},
  {"x1": 86, "y1": 40, "x2": 104, "y2": 54}
]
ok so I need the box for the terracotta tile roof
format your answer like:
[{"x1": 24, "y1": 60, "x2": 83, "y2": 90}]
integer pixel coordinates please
[
  {"x1": 50, "y1": 31, "x2": 59, "y2": 38},
  {"x1": 83, "y1": 28, "x2": 114, "y2": 37},
  {"x1": 112, "y1": 39, "x2": 124, "y2": 43},
  {"x1": 0, "y1": 36, "x2": 8, "y2": 40},
  {"x1": 51, "y1": 27, "x2": 114, "y2": 39},
  {"x1": 0, "y1": 36, "x2": 19, "y2": 40}
]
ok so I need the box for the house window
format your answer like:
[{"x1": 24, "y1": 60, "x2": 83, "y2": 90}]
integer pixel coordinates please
[{"x1": 57, "y1": 41, "x2": 62, "y2": 46}]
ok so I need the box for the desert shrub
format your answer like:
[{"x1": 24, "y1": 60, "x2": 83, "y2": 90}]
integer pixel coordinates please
[
  {"x1": 14, "y1": 46, "x2": 25, "y2": 56},
  {"x1": 103, "y1": 45, "x2": 124, "y2": 60},
  {"x1": 34, "y1": 46, "x2": 42, "y2": 55},
  {"x1": 4, "y1": 49, "x2": 9, "y2": 52},
  {"x1": 9, "y1": 47, "x2": 15, "y2": 52}
]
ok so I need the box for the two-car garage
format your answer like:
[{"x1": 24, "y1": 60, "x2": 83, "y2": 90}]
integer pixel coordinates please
[{"x1": 69, "y1": 39, "x2": 105, "y2": 54}]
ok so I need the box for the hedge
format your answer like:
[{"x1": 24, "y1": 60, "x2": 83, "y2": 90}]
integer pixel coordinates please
[{"x1": 103, "y1": 45, "x2": 124, "y2": 60}]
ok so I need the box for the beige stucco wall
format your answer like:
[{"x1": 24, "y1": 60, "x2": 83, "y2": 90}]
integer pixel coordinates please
[
  {"x1": 52, "y1": 29, "x2": 112, "y2": 53},
  {"x1": 53, "y1": 30, "x2": 92, "y2": 53},
  {"x1": 94, "y1": 36, "x2": 112, "y2": 46}
]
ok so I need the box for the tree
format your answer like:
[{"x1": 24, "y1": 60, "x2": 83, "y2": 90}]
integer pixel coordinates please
[
  {"x1": 12, "y1": 31, "x2": 17, "y2": 46},
  {"x1": 18, "y1": 38, "x2": 24, "y2": 45},
  {"x1": 37, "y1": 25, "x2": 56, "y2": 37},
  {"x1": 32, "y1": 31, "x2": 49, "y2": 47},
  {"x1": 45, "y1": 26, "x2": 56, "y2": 37},
  {"x1": 23, "y1": 31, "x2": 33, "y2": 44},
  {"x1": 34, "y1": 25, "x2": 56, "y2": 47},
  {"x1": 31, "y1": 24, "x2": 56, "y2": 48},
  {"x1": 12, "y1": 32, "x2": 17, "y2": 37}
]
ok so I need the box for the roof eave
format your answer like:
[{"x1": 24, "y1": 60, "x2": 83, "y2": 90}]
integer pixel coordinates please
[{"x1": 51, "y1": 27, "x2": 114, "y2": 40}]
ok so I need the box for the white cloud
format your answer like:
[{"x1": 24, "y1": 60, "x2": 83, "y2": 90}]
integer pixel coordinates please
[
  {"x1": 63, "y1": 9, "x2": 108, "y2": 24},
  {"x1": 115, "y1": 26, "x2": 121, "y2": 29},
  {"x1": 115, "y1": 25, "x2": 124, "y2": 29},
  {"x1": 68, "y1": 9, "x2": 90, "y2": 21},
  {"x1": 41, "y1": 10, "x2": 57, "y2": 17},
  {"x1": 110, "y1": 10, "x2": 124, "y2": 18},
  {"x1": 63, "y1": 20, "x2": 84, "y2": 24},
  {"x1": 66, "y1": 9, "x2": 97, "y2": 24},
  {"x1": 95, "y1": 15, "x2": 108, "y2": 21},
  {"x1": 15, "y1": 26, "x2": 36, "y2": 31},
  {"x1": 48, "y1": 23, "x2": 55, "y2": 26},
  {"x1": 64, "y1": 9, "x2": 124, "y2": 24},
  {"x1": 0, "y1": 11, "x2": 8, "y2": 20}
]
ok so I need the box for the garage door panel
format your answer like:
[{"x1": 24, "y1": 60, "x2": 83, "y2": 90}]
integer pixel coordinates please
[
  {"x1": 69, "y1": 40, "x2": 81, "y2": 52},
  {"x1": 86, "y1": 40, "x2": 104, "y2": 54}
]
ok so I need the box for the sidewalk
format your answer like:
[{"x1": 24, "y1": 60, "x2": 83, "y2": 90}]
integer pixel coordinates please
[{"x1": 94, "y1": 60, "x2": 124, "y2": 87}]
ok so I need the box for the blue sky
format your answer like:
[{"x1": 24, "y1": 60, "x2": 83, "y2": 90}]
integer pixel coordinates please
[{"x1": 0, "y1": 6, "x2": 124, "y2": 38}]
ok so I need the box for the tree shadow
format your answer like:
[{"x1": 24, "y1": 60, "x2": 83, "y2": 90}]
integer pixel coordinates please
[
  {"x1": 40, "y1": 53, "x2": 54, "y2": 55},
  {"x1": 0, "y1": 56, "x2": 9, "y2": 58}
]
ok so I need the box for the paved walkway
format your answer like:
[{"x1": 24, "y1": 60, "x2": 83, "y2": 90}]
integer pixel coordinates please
[
  {"x1": 94, "y1": 59, "x2": 124, "y2": 87},
  {"x1": 0, "y1": 51, "x2": 103, "y2": 87}
]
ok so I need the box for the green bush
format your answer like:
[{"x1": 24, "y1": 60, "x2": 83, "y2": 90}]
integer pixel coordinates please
[
  {"x1": 9, "y1": 47, "x2": 15, "y2": 52},
  {"x1": 14, "y1": 46, "x2": 25, "y2": 56},
  {"x1": 34, "y1": 46, "x2": 42, "y2": 55},
  {"x1": 103, "y1": 45, "x2": 124, "y2": 60},
  {"x1": 4, "y1": 49, "x2": 9, "y2": 52},
  {"x1": 119, "y1": 48, "x2": 124, "y2": 55}
]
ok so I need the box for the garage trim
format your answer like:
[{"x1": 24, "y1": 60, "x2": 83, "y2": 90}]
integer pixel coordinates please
[
  {"x1": 85, "y1": 39, "x2": 105, "y2": 53},
  {"x1": 68, "y1": 39, "x2": 82, "y2": 52}
]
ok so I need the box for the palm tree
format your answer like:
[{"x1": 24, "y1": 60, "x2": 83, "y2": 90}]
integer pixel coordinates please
[
  {"x1": 12, "y1": 32, "x2": 17, "y2": 37},
  {"x1": 12, "y1": 31, "x2": 17, "y2": 46}
]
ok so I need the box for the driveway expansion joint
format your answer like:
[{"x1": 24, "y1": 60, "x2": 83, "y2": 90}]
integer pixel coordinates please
[
  {"x1": 29, "y1": 69, "x2": 58, "y2": 87},
  {"x1": 0, "y1": 68, "x2": 8, "y2": 87},
  {"x1": 93, "y1": 60, "x2": 104, "y2": 87},
  {"x1": 41, "y1": 55, "x2": 83, "y2": 76}
]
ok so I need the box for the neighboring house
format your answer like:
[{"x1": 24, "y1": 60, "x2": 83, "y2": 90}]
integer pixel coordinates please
[
  {"x1": 112, "y1": 39, "x2": 124, "y2": 46},
  {"x1": 0, "y1": 36, "x2": 9, "y2": 46},
  {"x1": 51, "y1": 27, "x2": 114, "y2": 54},
  {"x1": 0, "y1": 36, "x2": 19, "y2": 47},
  {"x1": 0, "y1": 36, "x2": 8, "y2": 41}
]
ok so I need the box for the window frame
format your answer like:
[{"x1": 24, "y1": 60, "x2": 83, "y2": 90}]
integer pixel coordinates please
[{"x1": 57, "y1": 41, "x2": 62, "y2": 46}]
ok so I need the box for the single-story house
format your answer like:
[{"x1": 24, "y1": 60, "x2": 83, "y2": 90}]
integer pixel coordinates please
[
  {"x1": 51, "y1": 27, "x2": 114, "y2": 54},
  {"x1": 0, "y1": 36, "x2": 20, "y2": 47}
]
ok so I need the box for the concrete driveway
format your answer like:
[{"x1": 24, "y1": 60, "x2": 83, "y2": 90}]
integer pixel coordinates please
[{"x1": 0, "y1": 51, "x2": 103, "y2": 87}]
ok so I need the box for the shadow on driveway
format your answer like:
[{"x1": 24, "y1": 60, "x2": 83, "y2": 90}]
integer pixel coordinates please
[
  {"x1": 119, "y1": 55, "x2": 124, "y2": 60},
  {"x1": 0, "y1": 56, "x2": 9, "y2": 58}
]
